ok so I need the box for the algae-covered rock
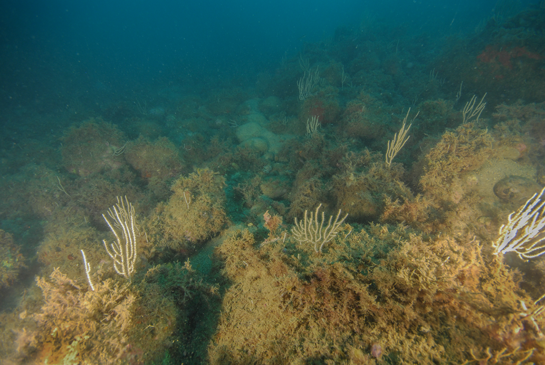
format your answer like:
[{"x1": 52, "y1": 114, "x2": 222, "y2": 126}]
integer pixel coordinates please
[
  {"x1": 260, "y1": 177, "x2": 289, "y2": 200},
  {"x1": 240, "y1": 137, "x2": 268, "y2": 152},
  {"x1": 236, "y1": 120, "x2": 291, "y2": 154},
  {"x1": 236, "y1": 122, "x2": 263, "y2": 142},
  {"x1": 149, "y1": 168, "x2": 227, "y2": 250},
  {"x1": 124, "y1": 136, "x2": 183, "y2": 180},
  {"x1": 61, "y1": 118, "x2": 127, "y2": 177},
  {"x1": 258, "y1": 96, "x2": 282, "y2": 115},
  {"x1": 493, "y1": 175, "x2": 542, "y2": 205},
  {"x1": 0, "y1": 230, "x2": 24, "y2": 289}
]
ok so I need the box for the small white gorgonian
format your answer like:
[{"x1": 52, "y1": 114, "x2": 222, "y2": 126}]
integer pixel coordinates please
[{"x1": 494, "y1": 187, "x2": 545, "y2": 260}]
